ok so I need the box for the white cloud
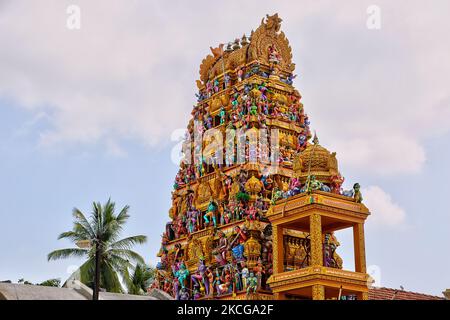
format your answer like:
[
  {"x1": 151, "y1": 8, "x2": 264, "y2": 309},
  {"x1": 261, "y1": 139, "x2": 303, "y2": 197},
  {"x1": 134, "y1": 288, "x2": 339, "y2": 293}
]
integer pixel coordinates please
[
  {"x1": 0, "y1": 0, "x2": 449, "y2": 176},
  {"x1": 363, "y1": 186, "x2": 406, "y2": 227},
  {"x1": 331, "y1": 136, "x2": 426, "y2": 175}
]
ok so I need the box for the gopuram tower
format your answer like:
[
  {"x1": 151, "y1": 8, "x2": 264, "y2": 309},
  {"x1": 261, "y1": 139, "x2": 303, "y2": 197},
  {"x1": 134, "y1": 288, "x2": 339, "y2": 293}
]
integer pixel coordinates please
[{"x1": 154, "y1": 14, "x2": 371, "y2": 300}]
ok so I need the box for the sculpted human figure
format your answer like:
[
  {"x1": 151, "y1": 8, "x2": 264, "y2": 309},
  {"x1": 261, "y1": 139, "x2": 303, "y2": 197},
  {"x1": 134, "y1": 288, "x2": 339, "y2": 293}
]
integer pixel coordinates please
[
  {"x1": 245, "y1": 203, "x2": 258, "y2": 221},
  {"x1": 179, "y1": 287, "x2": 190, "y2": 300},
  {"x1": 191, "y1": 259, "x2": 208, "y2": 296},
  {"x1": 175, "y1": 262, "x2": 189, "y2": 289},
  {"x1": 271, "y1": 186, "x2": 284, "y2": 204},
  {"x1": 240, "y1": 261, "x2": 249, "y2": 289},
  {"x1": 214, "y1": 231, "x2": 228, "y2": 265},
  {"x1": 246, "y1": 272, "x2": 258, "y2": 295},
  {"x1": 203, "y1": 198, "x2": 218, "y2": 227},
  {"x1": 219, "y1": 106, "x2": 226, "y2": 124},
  {"x1": 287, "y1": 177, "x2": 302, "y2": 197},
  {"x1": 172, "y1": 277, "x2": 180, "y2": 300},
  {"x1": 205, "y1": 267, "x2": 214, "y2": 296},
  {"x1": 353, "y1": 183, "x2": 363, "y2": 203},
  {"x1": 253, "y1": 259, "x2": 265, "y2": 289},
  {"x1": 217, "y1": 268, "x2": 232, "y2": 295}
]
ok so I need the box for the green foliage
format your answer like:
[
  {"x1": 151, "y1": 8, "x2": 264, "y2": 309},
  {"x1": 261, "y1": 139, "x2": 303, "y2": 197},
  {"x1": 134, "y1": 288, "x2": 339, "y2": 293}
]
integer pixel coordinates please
[
  {"x1": 18, "y1": 278, "x2": 33, "y2": 285},
  {"x1": 39, "y1": 278, "x2": 61, "y2": 287},
  {"x1": 125, "y1": 264, "x2": 156, "y2": 295},
  {"x1": 47, "y1": 199, "x2": 147, "y2": 293},
  {"x1": 17, "y1": 278, "x2": 61, "y2": 287}
]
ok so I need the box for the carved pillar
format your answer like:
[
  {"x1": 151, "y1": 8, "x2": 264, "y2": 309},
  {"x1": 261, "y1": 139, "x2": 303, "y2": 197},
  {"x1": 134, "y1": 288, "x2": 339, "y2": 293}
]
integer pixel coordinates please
[
  {"x1": 353, "y1": 223, "x2": 366, "y2": 273},
  {"x1": 309, "y1": 213, "x2": 323, "y2": 266},
  {"x1": 312, "y1": 285, "x2": 325, "y2": 300},
  {"x1": 272, "y1": 224, "x2": 284, "y2": 274}
]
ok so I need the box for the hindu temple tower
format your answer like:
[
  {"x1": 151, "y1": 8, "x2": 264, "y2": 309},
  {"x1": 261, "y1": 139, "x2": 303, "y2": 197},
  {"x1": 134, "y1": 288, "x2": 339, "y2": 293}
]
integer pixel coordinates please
[{"x1": 154, "y1": 13, "x2": 371, "y2": 300}]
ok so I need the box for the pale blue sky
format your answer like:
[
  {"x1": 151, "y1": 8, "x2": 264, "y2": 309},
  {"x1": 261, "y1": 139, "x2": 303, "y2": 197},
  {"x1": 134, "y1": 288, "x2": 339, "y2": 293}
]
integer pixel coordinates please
[{"x1": 0, "y1": 0, "x2": 449, "y2": 296}]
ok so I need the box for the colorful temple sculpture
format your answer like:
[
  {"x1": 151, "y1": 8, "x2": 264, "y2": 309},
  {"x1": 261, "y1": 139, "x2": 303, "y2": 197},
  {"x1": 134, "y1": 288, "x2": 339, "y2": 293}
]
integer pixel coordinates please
[{"x1": 154, "y1": 13, "x2": 371, "y2": 300}]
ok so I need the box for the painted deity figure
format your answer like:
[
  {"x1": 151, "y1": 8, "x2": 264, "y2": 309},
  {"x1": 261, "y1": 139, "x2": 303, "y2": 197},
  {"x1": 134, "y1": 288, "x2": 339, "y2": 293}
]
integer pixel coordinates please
[
  {"x1": 213, "y1": 78, "x2": 220, "y2": 93},
  {"x1": 220, "y1": 204, "x2": 232, "y2": 225},
  {"x1": 287, "y1": 177, "x2": 302, "y2": 197},
  {"x1": 297, "y1": 134, "x2": 307, "y2": 151},
  {"x1": 204, "y1": 113, "x2": 213, "y2": 129},
  {"x1": 271, "y1": 186, "x2": 284, "y2": 204},
  {"x1": 306, "y1": 175, "x2": 331, "y2": 193},
  {"x1": 172, "y1": 277, "x2": 180, "y2": 300},
  {"x1": 219, "y1": 106, "x2": 226, "y2": 125},
  {"x1": 186, "y1": 209, "x2": 199, "y2": 234},
  {"x1": 214, "y1": 231, "x2": 228, "y2": 266},
  {"x1": 175, "y1": 262, "x2": 189, "y2": 290},
  {"x1": 330, "y1": 174, "x2": 344, "y2": 194},
  {"x1": 323, "y1": 234, "x2": 337, "y2": 268},
  {"x1": 240, "y1": 262, "x2": 249, "y2": 289},
  {"x1": 253, "y1": 259, "x2": 265, "y2": 289},
  {"x1": 237, "y1": 68, "x2": 244, "y2": 82},
  {"x1": 206, "y1": 80, "x2": 213, "y2": 97},
  {"x1": 191, "y1": 259, "x2": 208, "y2": 296},
  {"x1": 245, "y1": 203, "x2": 258, "y2": 221},
  {"x1": 213, "y1": 268, "x2": 222, "y2": 294},
  {"x1": 217, "y1": 268, "x2": 232, "y2": 295},
  {"x1": 268, "y1": 45, "x2": 281, "y2": 64},
  {"x1": 203, "y1": 198, "x2": 218, "y2": 227},
  {"x1": 233, "y1": 265, "x2": 242, "y2": 292},
  {"x1": 246, "y1": 272, "x2": 258, "y2": 295},
  {"x1": 179, "y1": 287, "x2": 190, "y2": 300},
  {"x1": 163, "y1": 278, "x2": 172, "y2": 294},
  {"x1": 224, "y1": 73, "x2": 231, "y2": 88},
  {"x1": 353, "y1": 183, "x2": 363, "y2": 203},
  {"x1": 205, "y1": 267, "x2": 214, "y2": 297},
  {"x1": 250, "y1": 103, "x2": 258, "y2": 116},
  {"x1": 229, "y1": 226, "x2": 247, "y2": 262}
]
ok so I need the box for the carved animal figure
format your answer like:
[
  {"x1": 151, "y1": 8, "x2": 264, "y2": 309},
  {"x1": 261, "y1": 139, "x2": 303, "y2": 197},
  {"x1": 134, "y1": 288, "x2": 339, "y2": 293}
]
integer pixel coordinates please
[{"x1": 210, "y1": 44, "x2": 224, "y2": 59}]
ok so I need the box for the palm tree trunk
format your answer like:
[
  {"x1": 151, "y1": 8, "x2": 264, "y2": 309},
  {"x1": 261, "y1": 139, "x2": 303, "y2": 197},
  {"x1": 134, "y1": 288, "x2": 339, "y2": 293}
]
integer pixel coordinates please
[{"x1": 93, "y1": 244, "x2": 101, "y2": 300}]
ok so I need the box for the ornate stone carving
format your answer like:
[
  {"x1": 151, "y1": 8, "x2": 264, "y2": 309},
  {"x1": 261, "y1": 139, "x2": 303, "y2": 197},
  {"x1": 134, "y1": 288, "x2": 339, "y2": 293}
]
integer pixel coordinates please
[
  {"x1": 187, "y1": 237, "x2": 205, "y2": 268},
  {"x1": 248, "y1": 13, "x2": 295, "y2": 72},
  {"x1": 244, "y1": 235, "x2": 262, "y2": 269},
  {"x1": 194, "y1": 180, "x2": 213, "y2": 208},
  {"x1": 293, "y1": 136, "x2": 342, "y2": 185},
  {"x1": 245, "y1": 174, "x2": 263, "y2": 195}
]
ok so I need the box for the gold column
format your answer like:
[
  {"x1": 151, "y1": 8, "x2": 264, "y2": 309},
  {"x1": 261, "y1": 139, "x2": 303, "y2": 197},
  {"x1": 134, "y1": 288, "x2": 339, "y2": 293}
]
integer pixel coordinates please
[
  {"x1": 312, "y1": 285, "x2": 325, "y2": 300},
  {"x1": 272, "y1": 224, "x2": 284, "y2": 274},
  {"x1": 309, "y1": 213, "x2": 323, "y2": 266},
  {"x1": 353, "y1": 223, "x2": 367, "y2": 273}
]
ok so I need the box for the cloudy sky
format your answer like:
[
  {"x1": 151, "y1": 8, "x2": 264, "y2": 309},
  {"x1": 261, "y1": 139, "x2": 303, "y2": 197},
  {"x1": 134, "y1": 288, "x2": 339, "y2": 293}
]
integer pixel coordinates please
[{"x1": 0, "y1": 0, "x2": 449, "y2": 296}]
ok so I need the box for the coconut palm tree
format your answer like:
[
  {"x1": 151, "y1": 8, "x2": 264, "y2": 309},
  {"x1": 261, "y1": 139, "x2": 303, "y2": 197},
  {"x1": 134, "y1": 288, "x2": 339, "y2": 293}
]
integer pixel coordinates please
[
  {"x1": 125, "y1": 264, "x2": 156, "y2": 295},
  {"x1": 47, "y1": 199, "x2": 147, "y2": 299}
]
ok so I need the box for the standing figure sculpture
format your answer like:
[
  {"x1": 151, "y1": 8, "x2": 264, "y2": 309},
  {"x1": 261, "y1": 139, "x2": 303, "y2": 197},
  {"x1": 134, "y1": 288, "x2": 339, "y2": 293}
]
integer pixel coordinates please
[
  {"x1": 246, "y1": 272, "x2": 258, "y2": 296},
  {"x1": 191, "y1": 259, "x2": 208, "y2": 296},
  {"x1": 175, "y1": 262, "x2": 189, "y2": 290},
  {"x1": 213, "y1": 231, "x2": 229, "y2": 266},
  {"x1": 204, "y1": 198, "x2": 218, "y2": 227}
]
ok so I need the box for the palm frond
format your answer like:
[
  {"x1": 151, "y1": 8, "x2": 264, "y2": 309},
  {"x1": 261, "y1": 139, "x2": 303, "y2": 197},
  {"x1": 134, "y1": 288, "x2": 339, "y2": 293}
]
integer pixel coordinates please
[
  {"x1": 57, "y1": 231, "x2": 84, "y2": 242},
  {"x1": 108, "y1": 249, "x2": 145, "y2": 265},
  {"x1": 116, "y1": 205, "x2": 130, "y2": 225},
  {"x1": 47, "y1": 248, "x2": 88, "y2": 261},
  {"x1": 110, "y1": 235, "x2": 147, "y2": 250},
  {"x1": 72, "y1": 208, "x2": 95, "y2": 238},
  {"x1": 101, "y1": 260, "x2": 124, "y2": 293}
]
